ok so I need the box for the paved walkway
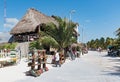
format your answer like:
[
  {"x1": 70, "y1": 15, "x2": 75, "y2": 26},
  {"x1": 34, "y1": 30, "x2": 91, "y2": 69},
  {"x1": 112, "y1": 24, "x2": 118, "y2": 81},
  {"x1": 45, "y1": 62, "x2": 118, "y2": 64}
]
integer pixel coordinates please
[{"x1": 16, "y1": 51, "x2": 120, "y2": 82}]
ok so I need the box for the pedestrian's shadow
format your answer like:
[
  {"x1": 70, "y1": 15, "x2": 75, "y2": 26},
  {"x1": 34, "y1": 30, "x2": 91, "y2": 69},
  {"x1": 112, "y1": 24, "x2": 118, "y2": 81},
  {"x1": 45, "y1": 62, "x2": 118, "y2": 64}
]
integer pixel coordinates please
[
  {"x1": 51, "y1": 64, "x2": 57, "y2": 67},
  {"x1": 101, "y1": 54, "x2": 118, "y2": 58},
  {"x1": 52, "y1": 64, "x2": 61, "y2": 67}
]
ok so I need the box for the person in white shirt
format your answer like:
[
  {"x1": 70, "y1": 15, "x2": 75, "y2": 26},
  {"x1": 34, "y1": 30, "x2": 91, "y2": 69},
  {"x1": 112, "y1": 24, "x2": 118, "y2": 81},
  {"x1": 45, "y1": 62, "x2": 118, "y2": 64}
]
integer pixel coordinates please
[{"x1": 55, "y1": 51, "x2": 61, "y2": 67}]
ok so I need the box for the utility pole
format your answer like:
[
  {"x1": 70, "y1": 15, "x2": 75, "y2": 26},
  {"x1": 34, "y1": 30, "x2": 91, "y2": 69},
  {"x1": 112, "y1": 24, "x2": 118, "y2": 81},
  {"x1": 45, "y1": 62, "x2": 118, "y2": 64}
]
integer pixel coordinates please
[
  {"x1": 69, "y1": 10, "x2": 79, "y2": 43},
  {"x1": 69, "y1": 10, "x2": 76, "y2": 22},
  {"x1": 4, "y1": 0, "x2": 6, "y2": 22},
  {"x1": 82, "y1": 27, "x2": 83, "y2": 43},
  {"x1": 4, "y1": 0, "x2": 6, "y2": 25}
]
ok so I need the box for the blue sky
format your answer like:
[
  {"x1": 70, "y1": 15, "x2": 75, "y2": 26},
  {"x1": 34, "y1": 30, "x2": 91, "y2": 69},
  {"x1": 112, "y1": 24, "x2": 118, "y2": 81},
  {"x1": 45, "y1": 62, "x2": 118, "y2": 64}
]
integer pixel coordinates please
[{"x1": 0, "y1": 0, "x2": 120, "y2": 43}]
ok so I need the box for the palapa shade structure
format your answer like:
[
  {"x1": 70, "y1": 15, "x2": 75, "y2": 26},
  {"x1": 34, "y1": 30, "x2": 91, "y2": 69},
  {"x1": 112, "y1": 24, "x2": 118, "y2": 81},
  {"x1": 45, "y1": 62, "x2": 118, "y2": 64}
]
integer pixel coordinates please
[{"x1": 10, "y1": 8, "x2": 58, "y2": 34}]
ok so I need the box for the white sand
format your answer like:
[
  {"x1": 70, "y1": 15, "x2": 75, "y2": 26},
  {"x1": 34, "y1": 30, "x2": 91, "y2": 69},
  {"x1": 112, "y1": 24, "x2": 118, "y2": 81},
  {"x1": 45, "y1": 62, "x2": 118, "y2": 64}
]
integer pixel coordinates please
[{"x1": 0, "y1": 51, "x2": 120, "y2": 82}]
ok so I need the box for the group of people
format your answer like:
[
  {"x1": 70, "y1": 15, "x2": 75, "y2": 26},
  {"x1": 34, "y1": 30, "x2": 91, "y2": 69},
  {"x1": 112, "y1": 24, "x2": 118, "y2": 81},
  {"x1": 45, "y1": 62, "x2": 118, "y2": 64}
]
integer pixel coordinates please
[
  {"x1": 67, "y1": 47, "x2": 81, "y2": 60},
  {"x1": 51, "y1": 48, "x2": 82, "y2": 67}
]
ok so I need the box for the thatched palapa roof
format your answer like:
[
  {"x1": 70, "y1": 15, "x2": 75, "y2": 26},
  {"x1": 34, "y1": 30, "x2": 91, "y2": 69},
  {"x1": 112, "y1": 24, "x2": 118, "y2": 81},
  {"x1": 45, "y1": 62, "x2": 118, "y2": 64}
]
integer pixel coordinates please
[{"x1": 10, "y1": 8, "x2": 58, "y2": 34}]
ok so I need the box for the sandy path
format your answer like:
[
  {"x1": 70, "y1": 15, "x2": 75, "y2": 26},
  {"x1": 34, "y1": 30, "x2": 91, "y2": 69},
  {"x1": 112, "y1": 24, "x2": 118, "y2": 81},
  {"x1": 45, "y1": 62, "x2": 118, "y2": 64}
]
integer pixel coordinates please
[{"x1": 0, "y1": 51, "x2": 120, "y2": 82}]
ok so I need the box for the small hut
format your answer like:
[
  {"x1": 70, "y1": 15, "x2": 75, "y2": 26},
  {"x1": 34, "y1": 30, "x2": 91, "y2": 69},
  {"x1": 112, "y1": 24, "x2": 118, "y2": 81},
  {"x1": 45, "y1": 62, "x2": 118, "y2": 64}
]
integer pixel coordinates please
[{"x1": 10, "y1": 8, "x2": 58, "y2": 42}]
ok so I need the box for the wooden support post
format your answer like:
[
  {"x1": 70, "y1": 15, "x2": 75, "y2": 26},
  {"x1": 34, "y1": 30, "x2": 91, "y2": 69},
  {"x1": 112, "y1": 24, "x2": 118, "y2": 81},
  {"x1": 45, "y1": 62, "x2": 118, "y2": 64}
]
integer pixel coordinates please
[
  {"x1": 27, "y1": 50, "x2": 48, "y2": 77},
  {"x1": 60, "y1": 53, "x2": 65, "y2": 64},
  {"x1": 31, "y1": 52, "x2": 35, "y2": 70},
  {"x1": 37, "y1": 50, "x2": 41, "y2": 70},
  {"x1": 42, "y1": 51, "x2": 46, "y2": 69}
]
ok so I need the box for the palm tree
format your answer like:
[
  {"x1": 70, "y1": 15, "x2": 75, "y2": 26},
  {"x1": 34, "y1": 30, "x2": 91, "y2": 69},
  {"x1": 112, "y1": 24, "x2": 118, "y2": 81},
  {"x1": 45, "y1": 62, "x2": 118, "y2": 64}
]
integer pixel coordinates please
[
  {"x1": 29, "y1": 40, "x2": 43, "y2": 50},
  {"x1": 99, "y1": 37, "x2": 105, "y2": 49},
  {"x1": 40, "y1": 36, "x2": 58, "y2": 53},
  {"x1": 115, "y1": 28, "x2": 120, "y2": 48},
  {"x1": 40, "y1": 16, "x2": 77, "y2": 54}
]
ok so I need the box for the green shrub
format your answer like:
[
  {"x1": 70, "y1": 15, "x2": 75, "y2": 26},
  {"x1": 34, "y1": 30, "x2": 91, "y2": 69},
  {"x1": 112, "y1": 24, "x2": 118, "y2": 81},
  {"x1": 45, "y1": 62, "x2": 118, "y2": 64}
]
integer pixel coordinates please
[
  {"x1": 0, "y1": 43, "x2": 17, "y2": 50},
  {"x1": 29, "y1": 40, "x2": 43, "y2": 50}
]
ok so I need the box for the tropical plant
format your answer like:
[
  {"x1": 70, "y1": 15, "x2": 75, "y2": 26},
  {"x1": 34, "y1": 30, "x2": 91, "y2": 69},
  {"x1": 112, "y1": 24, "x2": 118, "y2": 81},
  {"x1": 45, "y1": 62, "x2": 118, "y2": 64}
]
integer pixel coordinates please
[
  {"x1": 40, "y1": 16, "x2": 77, "y2": 54},
  {"x1": 115, "y1": 28, "x2": 120, "y2": 48},
  {"x1": 99, "y1": 37, "x2": 105, "y2": 49},
  {"x1": 87, "y1": 28, "x2": 120, "y2": 50},
  {"x1": 42, "y1": 16, "x2": 76, "y2": 49},
  {"x1": 87, "y1": 37, "x2": 116, "y2": 50},
  {"x1": 29, "y1": 40, "x2": 43, "y2": 50},
  {"x1": 0, "y1": 43, "x2": 17, "y2": 50},
  {"x1": 40, "y1": 36, "x2": 59, "y2": 52}
]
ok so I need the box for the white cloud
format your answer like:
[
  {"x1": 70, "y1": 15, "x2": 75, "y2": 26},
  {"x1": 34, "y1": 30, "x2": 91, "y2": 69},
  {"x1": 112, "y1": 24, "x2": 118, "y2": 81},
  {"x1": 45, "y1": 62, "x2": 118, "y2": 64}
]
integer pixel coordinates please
[
  {"x1": 1, "y1": 18, "x2": 18, "y2": 42},
  {"x1": 6, "y1": 18, "x2": 19, "y2": 24},
  {"x1": 4, "y1": 23, "x2": 14, "y2": 28},
  {"x1": 0, "y1": 32, "x2": 11, "y2": 43},
  {"x1": 4, "y1": 18, "x2": 19, "y2": 28}
]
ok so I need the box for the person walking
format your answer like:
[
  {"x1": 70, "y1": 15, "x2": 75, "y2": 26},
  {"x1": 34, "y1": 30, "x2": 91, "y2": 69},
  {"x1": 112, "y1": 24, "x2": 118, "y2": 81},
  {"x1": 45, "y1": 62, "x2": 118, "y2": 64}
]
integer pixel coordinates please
[{"x1": 55, "y1": 51, "x2": 61, "y2": 67}]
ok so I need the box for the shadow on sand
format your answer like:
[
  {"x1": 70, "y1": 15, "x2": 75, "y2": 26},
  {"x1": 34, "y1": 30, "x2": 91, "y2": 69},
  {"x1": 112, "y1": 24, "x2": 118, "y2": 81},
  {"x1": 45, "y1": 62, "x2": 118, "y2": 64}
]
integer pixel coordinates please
[{"x1": 101, "y1": 54, "x2": 120, "y2": 76}]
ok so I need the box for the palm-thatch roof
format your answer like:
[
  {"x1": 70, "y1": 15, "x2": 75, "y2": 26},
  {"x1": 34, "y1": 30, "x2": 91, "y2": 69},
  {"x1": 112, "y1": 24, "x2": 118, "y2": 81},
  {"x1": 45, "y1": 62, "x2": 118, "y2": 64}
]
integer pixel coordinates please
[{"x1": 10, "y1": 8, "x2": 58, "y2": 34}]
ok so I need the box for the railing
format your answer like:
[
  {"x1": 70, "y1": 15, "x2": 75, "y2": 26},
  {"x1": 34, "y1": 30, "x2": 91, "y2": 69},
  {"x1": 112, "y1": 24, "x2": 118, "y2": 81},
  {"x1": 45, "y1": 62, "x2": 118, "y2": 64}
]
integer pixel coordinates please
[{"x1": 0, "y1": 50, "x2": 19, "y2": 68}]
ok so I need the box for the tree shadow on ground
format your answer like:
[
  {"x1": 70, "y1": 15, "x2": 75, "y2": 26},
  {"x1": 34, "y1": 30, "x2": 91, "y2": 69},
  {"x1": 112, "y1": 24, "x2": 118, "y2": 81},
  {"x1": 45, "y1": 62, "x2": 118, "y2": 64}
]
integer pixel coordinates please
[
  {"x1": 102, "y1": 66, "x2": 120, "y2": 76},
  {"x1": 109, "y1": 66, "x2": 120, "y2": 76},
  {"x1": 102, "y1": 70, "x2": 120, "y2": 76},
  {"x1": 108, "y1": 59, "x2": 120, "y2": 62},
  {"x1": 108, "y1": 72, "x2": 120, "y2": 76},
  {"x1": 101, "y1": 54, "x2": 118, "y2": 58},
  {"x1": 101, "y1": 55, "x2": 120, "y2": 76}
]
